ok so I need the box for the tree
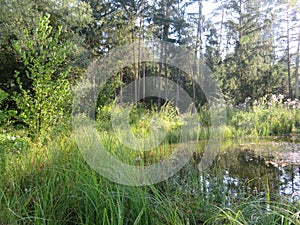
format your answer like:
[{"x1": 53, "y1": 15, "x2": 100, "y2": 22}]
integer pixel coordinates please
[
  {"x1": 271, "y1": 0, "x2": 300, "y2": 99},
  {"x1": 0, "y1": 0, "x2": 93, "y2": 94},
  {"x1": 0, "y1": 0, "x2": 41, "y2": 93},
  {"x1": 295, "y1": 25, "x2": 300, "y2": 99},
  {"x1": 212, "y1": 0, "x2": 280, "y2": 104},
  {"x1": 14, "y1": 14, "x2": 72, "y2": 140}
]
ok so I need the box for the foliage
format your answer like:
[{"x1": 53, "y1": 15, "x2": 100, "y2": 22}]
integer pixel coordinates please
[
  {"x1": 0, "y1": 131, "x2": 299, "y2": 224},
  {"x1": 0, "y1": 1, "x2": 300, "y2": 224},
  {"x1": 97, "y1": 102, "x2": 184, "y2": 145},
  {"x1": 0, "y1": 0, "x2": 93, "y2": 94},
  {"x1": 13, "y1": 14, "x2": 72, "y2": 141},
  {"x1": 0, "y1": 89, "x2": 17, "y2": 125},
  {"x1": 228, "y1": 95, "x2": 300, "y2": 137}
]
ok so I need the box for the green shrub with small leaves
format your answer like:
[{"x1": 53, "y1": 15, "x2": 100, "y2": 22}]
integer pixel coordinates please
[{"x1": 13, "y1": 14, "x2": 72, "y2": 141}]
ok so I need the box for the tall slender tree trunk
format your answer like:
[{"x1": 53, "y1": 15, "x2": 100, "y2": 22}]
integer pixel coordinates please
[
  {"x1": 295, "y1": 26, "x2": 300, "y2": 99},
  {"x1": 238, "y1": 0, "x2": 243, "y2": 82},
  {"x1": 286, "y1": 5, "x2": 292, "y2": 99},
  {"x1": 164, "y1": 0, "x2": 171, "y2": 100},
  {"x1": 158, "y1": 36, "x2": 163, "y2": 111},
  {"x1": 130, "y1": 0, "x2": 138, "y2": 104},
  {"x1": 218, "y1": 0, "x2": 224, "y2": 57},
  {"x1": 120, "y1": 70, "x2": 123, "y2": 106},
  {"x1": 158, "y1": 0, "x2": 171, "y2": 110},
  {"x1": 143, "y1": 62, "x2": 146, "y2": 101},
  {"x1": 137, "y1": 1, "x2": 144, "y2": 103},
  {"x1": 176, "y1": 67, "x2": 180, "y2": 108},
  {"x1": 193, "y1": 0, "x2": 203, "y2": 104},
  {"x1": 140, "y1": 1, "x2": 145, "y2": 103}
]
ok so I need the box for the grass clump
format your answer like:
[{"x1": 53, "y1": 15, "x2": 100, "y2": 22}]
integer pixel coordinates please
[{"x1": 227, "y1": 95, "x2": 300, "y2": 137}]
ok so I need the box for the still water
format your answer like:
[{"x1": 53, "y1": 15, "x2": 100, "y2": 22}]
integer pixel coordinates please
[{"x1": 197, "y1": 138, "x2": 300, "y2": 202}]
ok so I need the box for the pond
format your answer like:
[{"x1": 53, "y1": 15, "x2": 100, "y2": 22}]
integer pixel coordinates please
[{"x1": 189, "y1": 137, "x2": 300, "y2": 203}]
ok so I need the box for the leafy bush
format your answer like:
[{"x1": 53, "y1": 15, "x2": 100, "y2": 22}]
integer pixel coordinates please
[{"x1": 13, "y1": 14, "x2": 72, "y2": 141}]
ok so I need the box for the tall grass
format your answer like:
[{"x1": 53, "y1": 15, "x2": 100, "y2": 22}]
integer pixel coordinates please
[
  {"x1": 227, "y1": 95, "x2": 300, "y2": 138},
  {"x1": 1, "y1": 128, "x2": 299, "y2": 224},
  {"x1": 1, "y1": 95, "x2": 300, "y2": 224},
  {"x1": 0, "y1": 131, "x2": 189, "y2": 224}
]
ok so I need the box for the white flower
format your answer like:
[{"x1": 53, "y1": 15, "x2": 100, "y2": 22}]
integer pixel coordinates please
[
  {"x1": 278, "y1": 94, "x2": 284, "y2": 100},
  {"x1": 271, "y1": 94, "x2": 278, "y2": 102},
  {"x1": 290, "y1": 100, "x2": 296, "y2": 106},
  {"x1": 11, "y1": 136, "x2": 16, "y2": 141},
  {"x1": 245, "y1": 97, "x2": 251, "y2": 103}
]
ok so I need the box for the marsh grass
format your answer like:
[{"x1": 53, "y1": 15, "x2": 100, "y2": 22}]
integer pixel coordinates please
[
  {"x1": 1, "y1": 129, "x2": 299, "y2": 224},
  {"x1": 1, "y1": 96, "x2": 300, "y2": 224},
  {"x1": 227, "y1": 96, "x2": 300, "y2": 138},
  {"x1": 0, "y1": 132, "x2": 192, "y2": 224}
]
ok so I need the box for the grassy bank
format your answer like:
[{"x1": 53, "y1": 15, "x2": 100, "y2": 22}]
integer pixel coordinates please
[
  {"x1": 1, "y1": 94, "x2": 300, "y2": 224},
  {"x1": 97, "y1": 95, "x2": 300, "y2": 143},
  {"x1": 226, "y1": 95, "x2": 300, "y2": 138},
  {"x1": 0, "y1": 128, "x2": 299, "y2": 224}
]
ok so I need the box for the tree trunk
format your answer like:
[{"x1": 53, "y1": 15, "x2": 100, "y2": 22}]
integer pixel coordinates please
[
  {"x1": 176, "y1": 67, "x2": 180, "y2": 108},
  {"x1": 138, "y1": 1, "x2": 144, "y2": 103},
  {"x1": 120, "y1": 70, "x2": 123, "y2": 106},
  {"x1": 286, "y1": 5, "x2": 292, "y2": 99},
  {"x1": 295, "y1": 26, "x2": 300, "y2": 99},
  {"x1": 163, "y1": 0, "x2": 171, "y2": 100},
  {"x1": 158, "y1": 39, "x2": 163, "y2": 111},
  {"x1": 143, "y1": 62, "x2": 146, "y2": 101},
  {"x1": 130, "y1": 0, "x2": 138, "y2": 104},
  {"x1": 193, "y1": 0, "x2": 203, "y2": 104}
]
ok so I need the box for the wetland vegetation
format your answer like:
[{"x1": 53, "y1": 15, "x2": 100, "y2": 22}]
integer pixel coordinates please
[{"x1": 1, "y1": 0, "x2": 300, "y2": 224}]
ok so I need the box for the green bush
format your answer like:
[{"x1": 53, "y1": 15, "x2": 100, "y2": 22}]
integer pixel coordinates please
[{"x1": 13, "y1": 14, "x2": 72, "y2": 141}]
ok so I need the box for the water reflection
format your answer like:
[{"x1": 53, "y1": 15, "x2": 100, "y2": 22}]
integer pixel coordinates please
[{"x1": 214, "y1": 140, "x2": 300, "y2": 202}]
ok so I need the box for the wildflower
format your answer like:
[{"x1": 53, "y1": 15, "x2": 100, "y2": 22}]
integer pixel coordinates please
[
  {"x1": 245, "y1": 97, "x2": 251, "y2": 103},
  {"x1": 11, "y1": 136, "x2": 16, "y2": 141},
  {"x1": 278, "y1": 94, "x2": 284, "y2": 101},
  {"x1": 271, "y1": 94, "x2": 278, "y2": 102}
]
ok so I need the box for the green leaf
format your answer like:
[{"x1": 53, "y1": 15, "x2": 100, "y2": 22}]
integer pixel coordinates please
[{"x1": 240, "y1": 35, "x2": 250, "y2": 45}]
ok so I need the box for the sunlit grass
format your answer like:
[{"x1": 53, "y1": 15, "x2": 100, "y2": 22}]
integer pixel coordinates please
[
  {"x1": 1, "y1": 95, "x2": 300, "y2": 224},
  {"x1": 1, "y1": 128, "x2": 299, "y2": 224}
]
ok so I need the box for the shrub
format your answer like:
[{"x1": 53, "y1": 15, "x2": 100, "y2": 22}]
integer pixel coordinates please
[{"x1": 13, "y1": 14, "x2": 72, "y2": 141}]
